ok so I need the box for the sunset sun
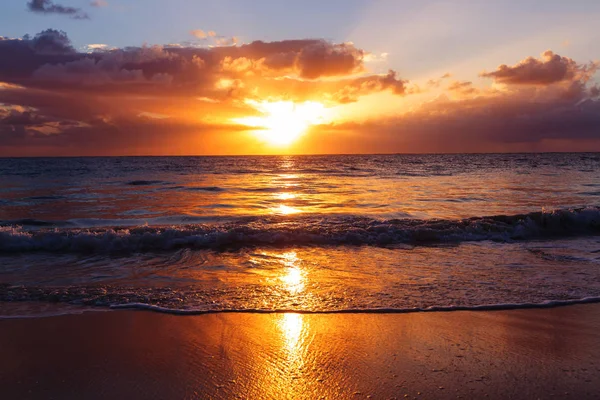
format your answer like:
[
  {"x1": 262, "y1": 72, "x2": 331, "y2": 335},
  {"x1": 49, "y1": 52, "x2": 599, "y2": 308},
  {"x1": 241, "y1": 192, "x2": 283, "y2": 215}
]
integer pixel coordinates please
[{"x1": 234, "y1": 100, "x2": 327, "y2": 146}]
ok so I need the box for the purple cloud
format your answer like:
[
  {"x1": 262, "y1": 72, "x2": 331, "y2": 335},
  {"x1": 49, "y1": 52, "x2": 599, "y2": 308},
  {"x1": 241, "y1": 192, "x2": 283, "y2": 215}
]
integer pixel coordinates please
[{"x1": 27, "y1": 0, "x2": 89, "y2": 19}]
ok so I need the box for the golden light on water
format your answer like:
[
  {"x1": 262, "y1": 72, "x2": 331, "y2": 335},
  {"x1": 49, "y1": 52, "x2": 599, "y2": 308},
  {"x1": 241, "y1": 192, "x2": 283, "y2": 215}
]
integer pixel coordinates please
[
  {"x1": 276, "y1": 192, "x2": 296, "y2": 200},
  {"x1": 272, "y1": 204, "x2": 301, "y2": 215},
  {"x1": 281, "y1": 267, "x2": 304, "y2": 293},
  {"x1": 234, "y1": 100, "x2": 327, "y2": 146},
  {"x1": 279, "y1": 251, "x2": 305, "y2": 294}
]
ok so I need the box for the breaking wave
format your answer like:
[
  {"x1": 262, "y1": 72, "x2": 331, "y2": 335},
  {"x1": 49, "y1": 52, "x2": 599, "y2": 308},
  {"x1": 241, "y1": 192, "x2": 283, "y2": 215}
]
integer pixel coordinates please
[{"x1": 1, "y1": 207, "x2": 600, "y2": 254}]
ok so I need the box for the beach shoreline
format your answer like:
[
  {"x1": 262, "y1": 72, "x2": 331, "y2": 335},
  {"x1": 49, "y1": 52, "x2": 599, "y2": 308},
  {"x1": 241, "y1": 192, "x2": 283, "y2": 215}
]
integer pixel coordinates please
[{"x1": 1, "y1": 304, "x2": 600, "y2": 399}]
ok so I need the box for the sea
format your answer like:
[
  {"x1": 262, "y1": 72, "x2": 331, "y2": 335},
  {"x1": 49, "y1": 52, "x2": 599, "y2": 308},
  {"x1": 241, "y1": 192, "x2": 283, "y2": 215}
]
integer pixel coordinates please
[{"x1": 2, "y1": 153, "x2": 600, "y2": 317}]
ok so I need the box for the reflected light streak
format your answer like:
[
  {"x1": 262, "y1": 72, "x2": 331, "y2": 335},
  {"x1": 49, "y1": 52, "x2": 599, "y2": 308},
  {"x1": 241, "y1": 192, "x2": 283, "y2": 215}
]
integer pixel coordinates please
[
  {"x1": 278, "y1": 173, "x2": 299, "y2": 180},
  {"x1": 277, "y1": 192, "x2": 296, "y2": 200},
  {"x1": 272, "y1": 204, "x2": 301, "y2": 215},
  {"x1": 281, "y1": 267, "x2": 304, "y2": 293},
  {"x1": 279, "y1": 251, "x2": 305, "y2": 294},
  {"x1": 279, "y1": 313, "x2": 305, "y2": 354},
  {"x1": 280, "y1": 158, "x2": 295, "y2": 169}
]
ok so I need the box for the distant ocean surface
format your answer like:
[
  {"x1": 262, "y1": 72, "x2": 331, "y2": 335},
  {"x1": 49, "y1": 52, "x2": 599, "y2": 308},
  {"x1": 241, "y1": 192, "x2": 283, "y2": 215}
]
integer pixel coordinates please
[{"x1": 2, "y1": 154, "x2": 600, "y2": 317}]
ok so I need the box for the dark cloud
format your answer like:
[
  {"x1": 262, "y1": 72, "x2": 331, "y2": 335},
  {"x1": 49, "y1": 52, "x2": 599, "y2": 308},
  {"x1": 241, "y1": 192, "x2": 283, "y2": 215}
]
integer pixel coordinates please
[
  {"x1": 0, "y1": 104, "x2": 81, "y2": 142},
  {"x1": 481, "y1": 50, "x2": 598, "y2": 85},
  {"x1": 324, "y1": 80, "x2": 600, "y2": 153},
  {"x1": 1, "y1": 109, "x2": 44, "y2": 126},
  {"x1": 215, "y1": 39, "x2": 366, "y2": 79},
  {"x1": 0, "y1": 107, "x2": 252, "y2": 156},
  {"x1": 27, "y1": 0, "x2": 89, "y2": 19},
  {"x1": 29, "y1": 29, "x2": 75, "y2": 55},
  {"x1": 0, "y1": 33, "x2": 390, "y2": 100},
  {"x1": 0, "y1": 30, "x2": 80, "y2": 86},
  {"x1": 295, "y1": 41, "x2": 365, "y2": 79}
]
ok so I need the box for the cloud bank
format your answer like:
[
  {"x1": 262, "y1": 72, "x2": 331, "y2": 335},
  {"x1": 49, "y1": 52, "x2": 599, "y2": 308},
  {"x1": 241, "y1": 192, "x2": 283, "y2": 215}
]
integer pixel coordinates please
[{"x1": 0, "y1": 30, "x2": 599, "y2": 155}]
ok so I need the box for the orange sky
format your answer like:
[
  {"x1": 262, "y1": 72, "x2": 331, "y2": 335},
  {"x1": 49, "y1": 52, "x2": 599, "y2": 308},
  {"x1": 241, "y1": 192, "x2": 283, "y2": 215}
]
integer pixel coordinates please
[{"x1": 1, "y1": 29, "x2": 599, "y2": 155}]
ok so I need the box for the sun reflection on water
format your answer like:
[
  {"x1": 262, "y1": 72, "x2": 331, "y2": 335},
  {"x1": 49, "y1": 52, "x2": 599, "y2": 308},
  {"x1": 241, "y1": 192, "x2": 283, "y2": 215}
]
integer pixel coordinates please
[
  {"x1": 276, "y1": 192, "x2": 296, "y2": 200},
  {"x1": 272, "y1": 204, "x2": 301, "y2": 215},
  {"x1": 281, "y1": 267, "x2": 304, "y2": 293},
  {"x1": 278, "y1": 251, "x2": 305, "y2": 294}
]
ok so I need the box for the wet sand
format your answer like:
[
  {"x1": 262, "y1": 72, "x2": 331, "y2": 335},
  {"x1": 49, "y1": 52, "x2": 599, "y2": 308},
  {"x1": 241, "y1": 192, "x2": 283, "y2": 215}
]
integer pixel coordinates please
[{"x1": 1, "y1": 305, "x2": 600, "y2": 399}]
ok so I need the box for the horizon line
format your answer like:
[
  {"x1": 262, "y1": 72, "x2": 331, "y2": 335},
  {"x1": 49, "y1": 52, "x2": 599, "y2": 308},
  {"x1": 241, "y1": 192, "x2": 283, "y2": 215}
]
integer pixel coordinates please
[{"x1": 1, "y1": 150, "x2": 600, "y2": 158}]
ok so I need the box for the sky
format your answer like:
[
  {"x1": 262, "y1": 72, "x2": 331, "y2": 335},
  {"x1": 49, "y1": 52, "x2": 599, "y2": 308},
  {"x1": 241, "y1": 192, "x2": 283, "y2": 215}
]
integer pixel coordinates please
[{"x1": 1, "y1": 0, "x2": 600, "y2": 155}]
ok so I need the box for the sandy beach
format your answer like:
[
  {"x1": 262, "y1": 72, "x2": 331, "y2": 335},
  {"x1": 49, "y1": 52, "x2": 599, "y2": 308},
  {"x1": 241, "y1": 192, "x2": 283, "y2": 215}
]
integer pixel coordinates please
[{"x1": 1, "y1": 304, "x2": 599, "y2": 399}]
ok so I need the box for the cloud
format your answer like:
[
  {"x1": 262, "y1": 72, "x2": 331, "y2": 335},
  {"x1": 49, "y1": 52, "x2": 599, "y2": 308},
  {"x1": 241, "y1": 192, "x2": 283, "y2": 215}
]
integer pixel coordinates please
[
  {"x1": 427, "y1": 73, "x2": 452, "y2": 88},
  {"x1": 90, "y1": 0, "x2": 108, "y2": 6},
  {"x1": 0, "y1": 34, "x2": 386, "y2": 97},
  {"x1": 323, "y1": 68, "x2": 600, "y2": 153},
  {"x1": 2, "y1": 31, "x2": 599, "y2": 155},
  {"x1": 0, "y1": 103, "x2": 86, "y2": 139},
  {"x1": 328, "y1": 70, "x2": 408, "y2": 103},
  {"x1": 190, "y1": 30, "x2": 219, "y2": 41},
  {"x1": 480, "y1": 50, "x2": 598, "y2": 86},
  {"x1": 27, "y1": 0, "x2": 89, "y2": 19},
  {"x1": 324, "y1": 98, "x2": 600, "y2": 153},
  {"x1": 1, "y1": 30, "x2": 407, "y2": 155},
  {"x1": 215, "y1": 39, "x2": 367, "y2": 79},
  {"x1": 215, "y1": 36, "x2": 239, "y2": 47},
  {"x1": 84, "y1": 43, "x2": 111, "y2": 52},
  {"x1": 191, "y1": 30, "x2": 209, "y2": 39},
  {"x1": 295, "y1": 41, "x2": 365, "y2": 79},
  {"x1": 447, "y1": 80, "x2": 478, "y2": 95},
  {"x1": 29, "y1": 29, "x2": 76, "y2": 54}
]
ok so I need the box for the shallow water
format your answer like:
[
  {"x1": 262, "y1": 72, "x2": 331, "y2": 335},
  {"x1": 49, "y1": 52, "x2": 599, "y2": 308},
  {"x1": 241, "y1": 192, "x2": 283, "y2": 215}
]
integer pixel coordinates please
[{"x1": 1, "y1": 154, "x2": 600, "y2": 315}]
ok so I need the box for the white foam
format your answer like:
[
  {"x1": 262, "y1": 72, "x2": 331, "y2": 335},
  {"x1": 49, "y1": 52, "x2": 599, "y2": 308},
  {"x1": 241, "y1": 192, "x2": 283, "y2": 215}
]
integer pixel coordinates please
[
  {"x1": 110, "y1": 296, "x2": 600, "y2": 315},
  {"x1": 1, "y1": 207, "x2": 599, "y2": 253}
]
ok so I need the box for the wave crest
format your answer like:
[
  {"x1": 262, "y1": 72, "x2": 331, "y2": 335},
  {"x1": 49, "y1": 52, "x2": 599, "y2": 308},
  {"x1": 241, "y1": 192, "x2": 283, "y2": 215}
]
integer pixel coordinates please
[{"x1": 1, "y1": 207, "x2": 600, "y2": 253}]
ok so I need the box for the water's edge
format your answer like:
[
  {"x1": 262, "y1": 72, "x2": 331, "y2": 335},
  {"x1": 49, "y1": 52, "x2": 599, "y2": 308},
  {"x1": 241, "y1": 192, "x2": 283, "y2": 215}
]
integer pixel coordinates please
[{"x1": 2, "y1": 296, "x2": 600, "y2": 319}]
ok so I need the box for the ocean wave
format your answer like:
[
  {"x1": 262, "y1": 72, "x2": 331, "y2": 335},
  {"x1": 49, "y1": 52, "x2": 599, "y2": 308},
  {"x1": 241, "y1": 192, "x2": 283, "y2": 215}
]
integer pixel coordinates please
[
  {"x1": 126, "y1": 180, "x2": 165, "y2": 186},
  {"x1": 1, "y1": 207, "x2": 599, "y2": 253},
  {"x1": 185, "y1": 186, "x2": 225, "y2": 192}
]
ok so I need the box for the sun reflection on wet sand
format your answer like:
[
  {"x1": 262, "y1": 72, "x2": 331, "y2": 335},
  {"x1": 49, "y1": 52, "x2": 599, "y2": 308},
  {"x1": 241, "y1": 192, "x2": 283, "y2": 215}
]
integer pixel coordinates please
[
  {"x1": 275, "y1": 312, "x2": 311, "y2": 397},
  {"x1": 4, "y1": 307, "x2": 600, "y2": 399},
  {"x1": 279, "y1": 313, "x2": 305, "y2": 353}
]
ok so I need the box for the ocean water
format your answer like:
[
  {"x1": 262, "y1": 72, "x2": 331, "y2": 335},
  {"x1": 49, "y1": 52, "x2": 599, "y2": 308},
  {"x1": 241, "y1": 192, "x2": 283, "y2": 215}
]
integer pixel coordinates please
[{"x1": 2, "y1": 154, "x2": 600, "y2": 316}]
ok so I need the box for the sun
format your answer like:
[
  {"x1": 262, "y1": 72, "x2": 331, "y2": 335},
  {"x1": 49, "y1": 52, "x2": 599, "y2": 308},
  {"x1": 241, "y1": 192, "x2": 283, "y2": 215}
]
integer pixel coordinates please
[{"x1": 234, "y1": 100, "x2": 326, "y2": 146}]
